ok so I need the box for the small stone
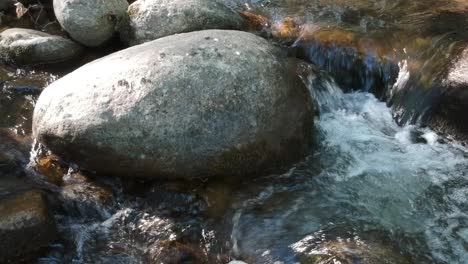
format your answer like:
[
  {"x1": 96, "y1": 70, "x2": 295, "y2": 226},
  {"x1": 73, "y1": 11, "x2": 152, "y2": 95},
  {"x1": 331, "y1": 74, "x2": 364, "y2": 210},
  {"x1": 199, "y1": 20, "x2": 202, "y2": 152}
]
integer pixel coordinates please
[
  {"x1": 53, "y1": 0, "x2": 128, "y2": 47},
  {"x1": 120, "y1": 0, "x2": 244, "y2": 45},
  {"x1": 0, "y1": 28, "x2": 82, "y2": 65}
]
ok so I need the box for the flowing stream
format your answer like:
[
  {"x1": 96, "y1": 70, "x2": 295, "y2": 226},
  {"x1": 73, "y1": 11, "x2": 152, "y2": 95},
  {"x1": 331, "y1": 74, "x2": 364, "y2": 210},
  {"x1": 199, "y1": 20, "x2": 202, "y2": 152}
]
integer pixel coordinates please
[
  {"x1": 1, "y1": 0, "x2": 468, "y2": 263},
  {"x1": 36, "y1": 68, "x2": 468, "y2": 264},
  {"x1": 228, "y1": 69, "x2": 468, "y2": 263}
]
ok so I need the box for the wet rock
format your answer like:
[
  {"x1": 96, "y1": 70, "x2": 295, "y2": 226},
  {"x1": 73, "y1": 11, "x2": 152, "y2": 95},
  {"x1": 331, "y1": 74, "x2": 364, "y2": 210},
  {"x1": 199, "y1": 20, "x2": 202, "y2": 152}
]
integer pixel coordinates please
[
  {"x1": 271, "y1": 17, "x2": 302, "y2": 41},
  {"x1": 196, "y1": 182, "x2": 233, "y2": 218},
  {"x1": 0, "y1": 189, "x2": 57, "y2": 263},
  {"x1": 292, "y1": 34, "x2": 399, "y2": 98},
  {"x1": 0, "y1": 28, "x2": 83, "y2": 65},
  {"x1": 36, "y1": 155, "x2": 68, "y2": 185},
  {"x1": 146, "y1": 240, "x2": 207, "y2": 264},
  {"x1": 59, "y1": 180, "x2": 115, "y2": 219},
  {"x1": 144, "y1": 183, "x2": 206, "y2": 217},
  {"x1": 390, "y1": 44, "x2": 468, "y2": 141},
  {"x1": 292, "y1": 236, "x2": 411, "y2": 264},
  {"x1": 53, "y1": 0, "x2": 128, "y2": 47},
  {"x1": 426, "y1": 46, "x2": 468, "y2": 141},
  {"x1": 33, "y1": 30, "x2": 314, "y2": 179},
  {"x1": 0, "y1": 129, "x2": 31, "y2": 175},
  {"x1": 241, "y1": 14, "x2": 399, "y2": 98},
  {"x1": 120, "y1": 0, "x2": 244, "y2": 46},
  {"x1": 239, "y1": 11, "x2": 270, "y2": 32},
  {"x1": 46, "y1": 171, "x2": 117, "y2": 220}
]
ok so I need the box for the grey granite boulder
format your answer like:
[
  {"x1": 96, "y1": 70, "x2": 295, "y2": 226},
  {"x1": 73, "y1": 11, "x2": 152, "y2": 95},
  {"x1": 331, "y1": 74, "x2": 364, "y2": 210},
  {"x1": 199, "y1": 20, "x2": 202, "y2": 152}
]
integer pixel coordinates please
[
  {"x1": 53, "y1": 0, "x2": 128, "y2": 47},
  {"x1": 0, "y1": 28, "x2": 82, "y2": 65},
  {"x1": 33, "y1": 30, "x2": 314, "y2": 179},
  {"x1": 120, "y1": 0, "x2": 244, "y2": 46}
]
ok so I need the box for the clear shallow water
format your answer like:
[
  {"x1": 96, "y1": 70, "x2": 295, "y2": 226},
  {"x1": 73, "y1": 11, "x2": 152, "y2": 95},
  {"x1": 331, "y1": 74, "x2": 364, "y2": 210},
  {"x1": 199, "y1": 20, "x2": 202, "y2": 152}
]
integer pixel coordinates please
[{"x1": 0, "y1": 66, "x2": 58, "y2": 135}]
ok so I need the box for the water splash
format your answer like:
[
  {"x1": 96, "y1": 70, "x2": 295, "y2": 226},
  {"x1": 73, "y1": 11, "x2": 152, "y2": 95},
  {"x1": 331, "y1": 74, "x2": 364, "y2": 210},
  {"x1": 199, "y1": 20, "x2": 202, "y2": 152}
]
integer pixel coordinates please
[{"x1": 229, "y1": 69, "x2": 468, "y2": 263}]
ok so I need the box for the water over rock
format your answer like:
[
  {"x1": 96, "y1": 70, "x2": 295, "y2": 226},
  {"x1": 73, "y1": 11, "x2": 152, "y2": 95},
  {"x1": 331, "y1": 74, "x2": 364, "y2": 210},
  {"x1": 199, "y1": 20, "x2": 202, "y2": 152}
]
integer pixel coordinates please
[
  {"x1": 390, "y1": 43, "x2": 468, "y2": 141},
  {"x1": 33, "y1": 29, "x2": 314, "y2": 179},
  {"x1": 241, "y1": 13, "x2": 400, "y2": 99},
  {"x1": 293, "y1": 236, "x2": 411, "y2": 264},
  {"x1": 426, "y1": 46, "x2": 468, "y2": 141},
  {"x1": 146, "y1": 240, "x2": 209, "y2": 263},
  {"x1": 0, "y1": 28, "x2": 82, "y2": 65},
  {"x1": 120, "y1": 0, "x2": 244, "y2": 46},
  {"x1": 53, "y1": 0, "x2": 128, "y2": 47}
]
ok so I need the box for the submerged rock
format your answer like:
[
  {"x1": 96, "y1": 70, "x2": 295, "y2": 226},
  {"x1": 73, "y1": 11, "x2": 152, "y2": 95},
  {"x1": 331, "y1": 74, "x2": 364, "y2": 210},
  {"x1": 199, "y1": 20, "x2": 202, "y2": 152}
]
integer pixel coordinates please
[
  {"x1": 0, "y1": 189, "x2": 57, "y2": 262},
  {"x1": 33, "y1": 30, "x2": 314, "y2": 179},
  {"x1": 59, "y1": 179, "x2": 115, "y2": 219},
  {"x1": 292, "y1": 234, "x2": 411, "y2": 264},
  {"x1": 146, "y1": 240, "x2": 207, "y2": 264},
  {"x1": 53, "y1": 0, "x2": 128, "y2": 47},
  {"x1": 390, "y1": 44, "x2": 468, "y2": 141},
  {"x1": 36, "y1": 155, "x2": 68, "y2": 185},
  {"x1": 296, "y1": 240, "x2": 411, "y2": 264},
  {"x1": 0, "y1": 28, "x2": 82, "y2": 65},
  {"x1": 242, "y1": 13, "x2": 399, "y2": 98},
  {"x1": 120, "y1": 0, "x2": 244, "y2": 46},
  {"x1": 427, "y1": 46, "x2": 468, "y2": 140}
]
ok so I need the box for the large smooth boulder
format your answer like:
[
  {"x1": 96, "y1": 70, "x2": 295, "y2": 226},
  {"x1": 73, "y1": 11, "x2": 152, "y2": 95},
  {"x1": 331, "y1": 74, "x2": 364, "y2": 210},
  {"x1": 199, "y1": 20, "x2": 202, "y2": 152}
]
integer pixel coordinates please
[
  {"x1": 53, "y1": 0, "x2": 128, "y2": 47},
  {"x1": 120, "y1": 0, "x2": 244, "y2": 46},
  {"x1": 0, "y1": 28, "x2": 82, "y2": 65},
  {"x1": 33, "y1": 30, "x2": 314, "y2": 179}
]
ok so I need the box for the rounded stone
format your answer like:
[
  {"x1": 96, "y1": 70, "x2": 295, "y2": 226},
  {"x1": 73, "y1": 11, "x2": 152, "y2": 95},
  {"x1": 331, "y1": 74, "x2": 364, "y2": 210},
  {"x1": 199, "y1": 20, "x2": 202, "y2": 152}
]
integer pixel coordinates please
[
  {"x1": 53, "y1": 0, "x2": 129, "y2": 47},
  {"x1": 120, "y1": 0, "x2": 244, "y2": 46},
  {"x1": 33, "y1": 30, "x2": 314, "y2": 179},
  {"x1": 0, "y1": 28, "x2": 82, "y2": 65}
]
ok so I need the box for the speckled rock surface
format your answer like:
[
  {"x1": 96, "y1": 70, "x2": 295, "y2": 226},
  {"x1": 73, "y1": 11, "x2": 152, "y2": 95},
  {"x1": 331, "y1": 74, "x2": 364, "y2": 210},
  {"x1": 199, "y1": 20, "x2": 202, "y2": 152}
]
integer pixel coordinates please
[
  {"x1": 53, "y1": 0, "x2": 128, "y2": 47},
  {"x1": 33, "y1": 30, "x2": 314, "y2": 179},
  {"x1": 0, "y1": 28, "x2": 82, "y2": 65},
  {"x1": 120, "y1": 0, "x2": 244, "y2": 46}
]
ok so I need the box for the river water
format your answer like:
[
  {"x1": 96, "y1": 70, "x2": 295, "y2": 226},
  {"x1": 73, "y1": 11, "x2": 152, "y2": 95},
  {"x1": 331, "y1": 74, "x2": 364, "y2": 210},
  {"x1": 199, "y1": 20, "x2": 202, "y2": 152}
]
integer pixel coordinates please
[{"x1": 2, "y1": 0, "x2": 468, "y2": 263}]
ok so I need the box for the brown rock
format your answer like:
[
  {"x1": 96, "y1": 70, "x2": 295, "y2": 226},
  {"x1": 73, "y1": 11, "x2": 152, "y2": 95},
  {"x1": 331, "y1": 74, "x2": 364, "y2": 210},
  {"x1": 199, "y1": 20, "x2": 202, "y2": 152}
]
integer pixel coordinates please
[
  {"x1": 0, "y1": 189, "x2": 57, "y2": 262},
  {"x1": 147, "y1": 240, "x2": 207, "y2": 264}
]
